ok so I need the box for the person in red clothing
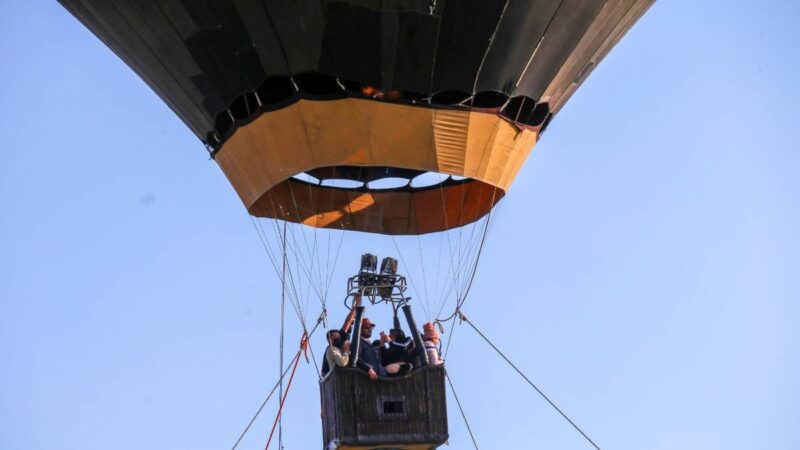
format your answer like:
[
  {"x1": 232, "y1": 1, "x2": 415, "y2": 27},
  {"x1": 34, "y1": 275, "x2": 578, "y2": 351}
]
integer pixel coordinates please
[{"x1": 422, "y1": 322, "x2": 443, "y2": 366}]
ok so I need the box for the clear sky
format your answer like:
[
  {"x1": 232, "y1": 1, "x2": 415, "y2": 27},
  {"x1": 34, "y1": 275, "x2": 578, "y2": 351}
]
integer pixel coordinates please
[{"x1": 2, "y1": 1, "x2": 799, "y2": 449}]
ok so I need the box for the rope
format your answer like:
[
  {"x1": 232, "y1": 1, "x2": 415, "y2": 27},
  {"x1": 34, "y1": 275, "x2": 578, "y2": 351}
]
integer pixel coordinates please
[
  {"x1": 458, "y1": 312, "x2": 603, "y2": 450},
  {"x1": 230, "y1": 350, "x2": 300, "y2": 450},
  {"x1": 441, "y1": 315, "x2": 458, "y2": 361},
  {"x1": 250, "y1": 216, "x2": 307, "y2": 326},
  {"x1": 307, "y1": 342, "x2": 321, "y2": 378},
  {"x1": 264, "y1": 332, "x2": 309, "y2": 450},
  {"x1": 436, "y1": 207, "x2": 493, "y2": 323},
  {"x1": 389, "y1": 234, "x2": 432, "y2": 319},
  {"x1": 445, "y1": 370, "x2": 479, "y2": 450},
  {"x1": 230, "y1": 317, "x2": 324, "y2": 450}
]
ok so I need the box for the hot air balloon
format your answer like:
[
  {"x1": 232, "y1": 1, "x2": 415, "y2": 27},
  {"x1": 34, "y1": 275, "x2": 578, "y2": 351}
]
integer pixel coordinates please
[{"x1": 59, "y1": 1, "x2": 654, "y2": 449}]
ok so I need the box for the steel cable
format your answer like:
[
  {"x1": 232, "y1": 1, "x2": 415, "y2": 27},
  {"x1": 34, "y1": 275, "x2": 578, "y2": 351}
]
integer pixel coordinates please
[{"x1": 459, "y1": 312, "x2": 603, "y2": 450}]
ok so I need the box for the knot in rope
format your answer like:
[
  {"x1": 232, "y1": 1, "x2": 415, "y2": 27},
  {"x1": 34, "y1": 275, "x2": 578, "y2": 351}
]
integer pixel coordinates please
[{"x1": 299, "y1": 331, "x2": 310, "y2": 362}]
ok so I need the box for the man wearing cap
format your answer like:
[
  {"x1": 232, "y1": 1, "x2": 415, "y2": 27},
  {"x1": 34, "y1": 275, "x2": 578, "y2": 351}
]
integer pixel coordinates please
[{"x1": 357, "y1": 317, "x2": 387, "y2": 380}]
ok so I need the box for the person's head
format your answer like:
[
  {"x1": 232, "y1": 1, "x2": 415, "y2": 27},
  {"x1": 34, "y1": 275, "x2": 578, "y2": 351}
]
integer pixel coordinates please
[
  {"x1": 390, "y1": 328, "x2": 406, "y2": 342},
  {"x1": 327, "y1": 330, "x2": 342, "y2": 347},
  {"x1": 361, "y1": 317, "x2": 376, "y2": 338},
  {"x1": 422, "y1": 322, "x2": 440, "y2": 343}
]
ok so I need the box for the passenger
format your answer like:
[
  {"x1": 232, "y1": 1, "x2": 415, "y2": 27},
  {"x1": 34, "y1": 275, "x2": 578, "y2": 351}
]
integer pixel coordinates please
[
  {"x1": 422, "y1": 322, "x2": 443, "y2": 366},
  {"x1": 356, "y1": 317, "x2": 387, "y2": 380},
  {"x1": 381, "y1": 328, "x2": 414, "y2": 376},
  {"x1": 320, "y1": 294, "x2": 362, "y2": 377},
  {"x1": 322, "y1": 330, "x2": 351, "y2": 375}
]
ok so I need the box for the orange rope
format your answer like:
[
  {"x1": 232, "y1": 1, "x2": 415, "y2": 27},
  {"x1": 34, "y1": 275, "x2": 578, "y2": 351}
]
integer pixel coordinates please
[{"x1": 264, "y1": 332, "x2": 308, "y2": 450}]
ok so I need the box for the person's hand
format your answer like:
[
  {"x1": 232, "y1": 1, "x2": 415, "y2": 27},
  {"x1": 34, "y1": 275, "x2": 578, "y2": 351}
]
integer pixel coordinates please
[
  {"x1": 368, "y1": 368, "x2": 378, "y2": 381},
  {"x1": 342, "y1": 341, "x2": 351, "y2": 352},
  {"x1": 379, "y1": 331, "x2": 388, "y2": 345}
]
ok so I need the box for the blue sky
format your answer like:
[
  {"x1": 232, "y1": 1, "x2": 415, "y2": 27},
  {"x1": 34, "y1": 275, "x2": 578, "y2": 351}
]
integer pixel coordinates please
[{"x1": 2, "y1": 1, "x2": 799, "y2": 449}]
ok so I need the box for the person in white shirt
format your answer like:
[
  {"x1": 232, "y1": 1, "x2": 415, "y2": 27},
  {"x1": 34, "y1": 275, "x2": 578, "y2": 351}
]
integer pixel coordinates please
[
  {"x1": 321, "y1": 294, "x2": 362, "y2": 376},
  {"x1": 324, "y1": 329, "x2": 351, "y2": 372}
]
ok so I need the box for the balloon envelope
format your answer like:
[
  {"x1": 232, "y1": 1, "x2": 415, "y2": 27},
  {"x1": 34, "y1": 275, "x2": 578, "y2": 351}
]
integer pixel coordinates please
[{"x1": 60, "y1": 0, "x2": 653, "y2": 234}]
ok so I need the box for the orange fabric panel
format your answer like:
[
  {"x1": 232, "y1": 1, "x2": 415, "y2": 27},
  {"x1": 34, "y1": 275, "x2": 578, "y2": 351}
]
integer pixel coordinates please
[
  {"x1": 214, "y1": 98, "x2": 536, "y2": 234},
  {"x1": 250, "y1": 179, "x2": 503, "y2": 235}
]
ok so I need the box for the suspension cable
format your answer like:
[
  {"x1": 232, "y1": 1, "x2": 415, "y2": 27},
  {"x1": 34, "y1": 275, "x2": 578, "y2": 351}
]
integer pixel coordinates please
[
  {"x1": 264, "y1": 332, "x2": 309, "y2": 450},
  {"x1": 278, "y1": 222, "x2": 287, "y2": 449},
  {"x1": 307, "y1": 342, "x2": 321, "y2": 378},
  {"x1": 458, "y1": 312, "x2": 603, "y2": 450},
  {"x1": 445, "y1": 370, "x2": 480, "y2": 450},
  {"x1": 230, "y1": 317, "x2": 324, "y2": 450},
  {"x1": 435, "y1": 207, "x2": 493, "y2": 323},
  {"x1": 230, "y1": 350, "x2": 300, "y2": 450}
]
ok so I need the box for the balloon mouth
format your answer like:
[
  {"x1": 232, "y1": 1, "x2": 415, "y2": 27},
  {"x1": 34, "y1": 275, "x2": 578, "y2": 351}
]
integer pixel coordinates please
[
  {"x1": 207, "y1": 72, "x2": 550, "y2": 151},
  {"x1": 213, "y1": 97, "x2": 539, "y2": 235},
  {"x1": 250, "y1": 168, "x2": 505, "y2": 235}
]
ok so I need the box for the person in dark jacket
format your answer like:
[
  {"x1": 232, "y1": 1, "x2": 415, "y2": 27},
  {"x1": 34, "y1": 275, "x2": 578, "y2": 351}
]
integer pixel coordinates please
[
  {"x1": 380, "y1": 328, "x2": 414, "y2": 376},
  {"x1": 356, "y1": 317, "x2": 387, "y2": 380}
]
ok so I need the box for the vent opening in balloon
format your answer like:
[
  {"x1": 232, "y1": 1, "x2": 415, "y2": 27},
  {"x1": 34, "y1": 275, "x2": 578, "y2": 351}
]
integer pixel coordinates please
[
  {"x1": 290, "y1": 167, "x2": 474, "y2": 192},
  {"x1": 254, "y1": 167, "x2": 505, "y2": 234},
  {"x1": 320, "y1": 179, "x2": 364, "y2": 189},
  {"x1": 368, "y1": 178, "x2": 410, "y2": 190}
]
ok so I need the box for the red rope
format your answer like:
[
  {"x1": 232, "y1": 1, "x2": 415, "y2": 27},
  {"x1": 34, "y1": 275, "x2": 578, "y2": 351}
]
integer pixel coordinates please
[{"x1": 264, "y1": 332, "x2": 308, "y2": 450}]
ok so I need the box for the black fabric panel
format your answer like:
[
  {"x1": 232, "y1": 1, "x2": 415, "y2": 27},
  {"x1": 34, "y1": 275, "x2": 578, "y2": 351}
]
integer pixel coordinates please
[
  {"x1": 60, "y1": 0, "x2": 652, "y2": 146},
  {"x1": 513, "y1": 0, "x2": 607, "y2": 99},
  {"x1": 546, "y1": 0, "x2": 655, "y2": 115},
  {"x1": 384, "y1": 8, "x2": 439, "y2": 92},
  {"x1": 61, "y1": 0, "x2": 212, "y2": 135},
  {"x1": 430, "y1": 0, "x2": 508, "y2": 93},
  {"x1": 318, "y1": 2, "x2": 440, "y2": 92},
  {"x1": 180, "y1": 0, "x2": 267, "y2": 115},
  {"x1": 318, "y1": 2, "x2": 382, "y2": 89},
  {"x1": 228, "y1": 0, "x2": 291, "y2": 76},
  {"x1": 473, "y1": 0, "x2": 564, "y2": 93},
  {"x1": 259, "y1": 0, "x2": 325, "y2": 74}
]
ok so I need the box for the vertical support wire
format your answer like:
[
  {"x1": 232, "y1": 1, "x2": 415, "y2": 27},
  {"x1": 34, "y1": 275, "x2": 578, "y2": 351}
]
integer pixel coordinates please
[
  {"x1": 445, "y1": 370, "x2": 479, "y2": 450},
  {"x1": 278, "y1": 221, "x2": 287, "y2": 449}
]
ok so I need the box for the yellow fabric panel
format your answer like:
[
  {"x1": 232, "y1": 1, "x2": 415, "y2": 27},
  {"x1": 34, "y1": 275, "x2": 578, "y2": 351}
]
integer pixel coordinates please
[
  {"x1": 214, "y1": 98, "x2": 537, "y2": 233},
  {"x1": 216, "y1": 98, "x2": 538, "y2": 208}
]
